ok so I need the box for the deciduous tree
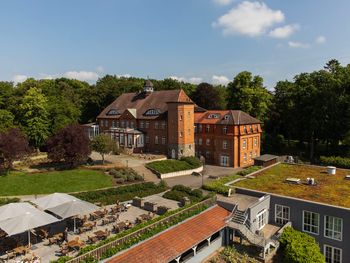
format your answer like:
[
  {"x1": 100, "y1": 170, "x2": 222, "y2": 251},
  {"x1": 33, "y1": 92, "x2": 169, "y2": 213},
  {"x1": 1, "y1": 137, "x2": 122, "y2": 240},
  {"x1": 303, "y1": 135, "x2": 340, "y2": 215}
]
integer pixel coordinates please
[
  {"x1": 91, "y1": 134, "x2": 117, "y2": 164},
  {"x1": 191, "y1": 82, "x2": 225, "y2": 110},
  {"x1": 46, "y1": 124, "x2": 91, "y2": 167}
]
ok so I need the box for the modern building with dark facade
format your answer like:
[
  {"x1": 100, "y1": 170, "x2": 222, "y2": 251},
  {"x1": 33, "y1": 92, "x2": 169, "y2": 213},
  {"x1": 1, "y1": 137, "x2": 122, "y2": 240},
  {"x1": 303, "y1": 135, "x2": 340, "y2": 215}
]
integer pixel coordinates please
[{"x1": 89, "y1": 80, "x2": 262, "y2": 168}]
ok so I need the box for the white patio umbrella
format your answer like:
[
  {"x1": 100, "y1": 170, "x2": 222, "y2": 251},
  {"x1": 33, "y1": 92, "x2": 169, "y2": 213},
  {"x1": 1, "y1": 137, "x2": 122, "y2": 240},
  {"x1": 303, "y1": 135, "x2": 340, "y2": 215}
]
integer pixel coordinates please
[
  {"x1": 31, "y1": 193, "x2": 77, "y2": 210},
  {"x1": 0, "y1": 202, "x2": 39, "y2": 221},
  {"x1": 0, "y1": 210, "x2": 59, "y2": 246},
  {"x1": 47, "y1": 199, "x2": 99, "y2": 233}
]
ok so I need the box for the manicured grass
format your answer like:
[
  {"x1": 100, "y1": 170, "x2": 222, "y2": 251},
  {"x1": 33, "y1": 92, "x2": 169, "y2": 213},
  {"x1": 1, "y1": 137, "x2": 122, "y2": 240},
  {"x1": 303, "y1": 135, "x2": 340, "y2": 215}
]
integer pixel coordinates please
[
  {"x1": 146, "y1": 156, "x2": 202, "y2": 174},
  {"x1": 0, "y1": 169, "x2": 113, "y2": 196},
  {"x1": 235, "y1": 164, "x2": 350, "y2": 208}
]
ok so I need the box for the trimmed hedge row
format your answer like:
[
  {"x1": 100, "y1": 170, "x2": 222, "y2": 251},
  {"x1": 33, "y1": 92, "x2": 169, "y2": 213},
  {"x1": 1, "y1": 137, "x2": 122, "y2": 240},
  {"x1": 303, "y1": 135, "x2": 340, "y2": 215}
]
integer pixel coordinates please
[
  {"x1": 320, "y1": 156, "x2": 350, "y2": 169},
  {"x1": 237, "y1": 166, "x2": 261, "y2": 176},
  {"x1": 73, "y1": 181, "x2": 168, "y2": 205},
  {"x1": 109, "y1": 167, "x2": 143, "y2": 184},
  {"x1": 202, "y1": 174, "x2": 240, "y2": 195},
  {"x1": 146, "y1": 156, "x2": 202, "y2": 174},
  {"x1": 163, "y1": 185, "x2": 204, "y2": 203}
]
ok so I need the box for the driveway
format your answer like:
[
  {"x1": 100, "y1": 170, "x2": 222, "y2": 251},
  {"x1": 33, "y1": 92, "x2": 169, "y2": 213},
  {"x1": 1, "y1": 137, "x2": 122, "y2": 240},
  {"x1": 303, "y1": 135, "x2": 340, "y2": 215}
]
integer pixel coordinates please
[{"x1": 164, "y1": 165, "x2": 241, "y2": 189}]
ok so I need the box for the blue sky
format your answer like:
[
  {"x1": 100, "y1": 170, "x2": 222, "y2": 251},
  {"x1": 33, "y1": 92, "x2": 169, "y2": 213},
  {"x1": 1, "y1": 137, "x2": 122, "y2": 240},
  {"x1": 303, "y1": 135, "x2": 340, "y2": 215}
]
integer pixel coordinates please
[{"x1": 0, "y1": 0, "x2": 349, "y2": 88}]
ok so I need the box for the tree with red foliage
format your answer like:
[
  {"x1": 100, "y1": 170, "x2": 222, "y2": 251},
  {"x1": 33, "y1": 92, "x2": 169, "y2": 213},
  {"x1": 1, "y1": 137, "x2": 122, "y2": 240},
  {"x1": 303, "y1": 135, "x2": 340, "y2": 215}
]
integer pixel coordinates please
[
  {"x1": 0, "y1": 128, "x2": 30, "y2": 172},
  {"x1": 46, "y1": 124, "x2": 91, "y2": 168}
]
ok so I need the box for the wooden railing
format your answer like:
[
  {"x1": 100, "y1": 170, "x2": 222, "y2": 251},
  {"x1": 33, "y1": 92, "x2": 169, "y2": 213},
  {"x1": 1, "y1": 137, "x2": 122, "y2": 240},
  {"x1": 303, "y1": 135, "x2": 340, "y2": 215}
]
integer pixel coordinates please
[{"x1": 66, "y1": 197, "x2": 216, "y2": 263}]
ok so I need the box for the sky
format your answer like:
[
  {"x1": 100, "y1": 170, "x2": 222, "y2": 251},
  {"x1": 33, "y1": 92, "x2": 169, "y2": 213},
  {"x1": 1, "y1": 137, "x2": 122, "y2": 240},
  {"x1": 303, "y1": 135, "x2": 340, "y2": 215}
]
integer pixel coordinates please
[{"x1": 0, "y1": 0, "x2": 350, "y2": 89}]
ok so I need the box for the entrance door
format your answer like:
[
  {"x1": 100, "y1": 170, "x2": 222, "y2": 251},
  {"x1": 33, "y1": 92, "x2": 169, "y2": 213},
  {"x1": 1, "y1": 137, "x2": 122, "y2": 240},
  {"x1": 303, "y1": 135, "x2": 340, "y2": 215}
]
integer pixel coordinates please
[
  {"x1": 257, "y1": 209, "x2": 267, "y2": 230},
  {"x1": 171, "y1": 149, "x2": 176, "y2": 159},
  {"x1": 220, "y1": 156, "x2": 230, "y2": 167}
]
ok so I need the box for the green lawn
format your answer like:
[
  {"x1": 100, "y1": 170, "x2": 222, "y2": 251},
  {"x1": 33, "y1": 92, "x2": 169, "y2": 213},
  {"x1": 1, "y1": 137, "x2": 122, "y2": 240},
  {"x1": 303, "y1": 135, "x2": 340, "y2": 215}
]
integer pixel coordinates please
[{"x1": 0, "y1": 169, "x2": 113, "y2": 196}]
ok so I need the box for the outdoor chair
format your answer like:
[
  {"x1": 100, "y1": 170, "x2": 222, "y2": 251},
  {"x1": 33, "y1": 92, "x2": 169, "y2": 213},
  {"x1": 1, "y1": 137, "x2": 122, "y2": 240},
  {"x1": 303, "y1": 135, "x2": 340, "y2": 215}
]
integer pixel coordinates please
[
  {"x1": 87, "y1": 235, "x2": 99, "y2": 244},
  {"x1": 5, "y1": 251, "x2": 16, "y2": 261}
]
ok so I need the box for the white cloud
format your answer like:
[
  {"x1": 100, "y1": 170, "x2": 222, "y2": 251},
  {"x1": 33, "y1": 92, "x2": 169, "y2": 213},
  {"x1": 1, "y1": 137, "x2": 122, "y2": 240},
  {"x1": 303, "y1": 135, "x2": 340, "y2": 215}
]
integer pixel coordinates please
[
  {"x1": 96, "y1": 66, "x2": 104, "y2": 73},
  {"x1": 116, "y1": 74, "x2": 131, "y2": 78},
  {"x1": 268, "y1": 24, "x2": 299, "y2": 38},
  {"x1": 213, "y1": 1, "x2": 285, "y2": 37},
  {"x1": 213, "y1": 0, "x2": 235, "y2": 6},
  {"x1": 288, "y1": 41, "x2": 310, "y2": 48},
  {"x1": 169, "y1": 76, "x2": 203, "y2": 84},
  {"x1": 212, "y1": 75, "x2": 230, "y2": 85},
  {"x1": 12, "y1": 74, "x2": 28, "y2": 83},
  {"x1": 63, "y1": 71, "x2": 99, "y2": 81},
  {"x1": 315, "y1": 35, "x2": 326, "y2": 44}
]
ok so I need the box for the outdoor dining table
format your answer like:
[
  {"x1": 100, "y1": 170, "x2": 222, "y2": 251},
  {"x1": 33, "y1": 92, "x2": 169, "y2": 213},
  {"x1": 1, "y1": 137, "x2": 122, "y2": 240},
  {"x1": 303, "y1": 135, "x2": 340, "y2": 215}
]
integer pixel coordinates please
[
  {"x1": 94, "y1": 230, "x2": 108, "y2": 239},
  {"x1": 14, "y1": 246, "x2": 28, "y2": 255},
  {"x1": 94, "y1": 211, "x2": 105, "y2": 218},
  {"x1": 106, "y1": 216, "x2": 116, "y2": 223},
  {"x1": 83, "y1": 222, "x2": 94, "y2": 228},
  {"x1": 67, "y1": 240, "x2": 83, "y2": 249}
]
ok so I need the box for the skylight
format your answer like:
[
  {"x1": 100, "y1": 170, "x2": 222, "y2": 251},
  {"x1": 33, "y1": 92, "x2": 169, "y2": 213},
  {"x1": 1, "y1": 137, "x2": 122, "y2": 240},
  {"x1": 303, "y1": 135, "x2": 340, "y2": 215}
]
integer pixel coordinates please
[
  {"x1": 106, "y1": 109, "x2": 120, "y2": 116},
  {"x1": 144, "y1": 108, "x2": 161, "y2": 116}
]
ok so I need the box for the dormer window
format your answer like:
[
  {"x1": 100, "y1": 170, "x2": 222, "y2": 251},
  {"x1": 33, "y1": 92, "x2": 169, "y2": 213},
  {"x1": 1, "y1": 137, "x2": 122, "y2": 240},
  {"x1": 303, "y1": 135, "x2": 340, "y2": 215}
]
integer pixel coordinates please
[
  {"x1": 106, "y1": 109, "x2": 119, "y2": 116},
  {"x1": 144, "y1": 109, "x2": 161, "y2": 116},
  {"x1": 224, "y1": 114, "x2": 230, "y2": 120},
  {"x1": 207, "y1": 114, "x2": 220, "y2": 119}
]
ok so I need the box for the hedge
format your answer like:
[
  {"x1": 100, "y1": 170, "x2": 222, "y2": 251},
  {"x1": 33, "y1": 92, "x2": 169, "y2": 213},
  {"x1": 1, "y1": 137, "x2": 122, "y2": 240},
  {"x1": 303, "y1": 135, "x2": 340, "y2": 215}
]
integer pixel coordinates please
[
  {"x1": 108, "y1": 167, "x2": 143, "y2": 183},
  {"x1": 202, "y1": 174, "x2": 241, "y2": 195},
  {"x1": 73, "y1": 181, "x2": 168, "y2": 205},
  {"x1": 0, "y1": 197, "x2": 20, "y2": 206},
  {"x1": 237, "y1": 166, "x2": 261, "y2": 176},
  {"x1": 163, "y1": 185, "x2": 204, "y2": 203},
  {"x1": 146, "y1": 156, "x2": 201, "y2": 174},
  {"x1": 279, "y1": 227, "x2": 325, "y2": 263},
  {"x1": 319, "y1": 156, "x2": 350, "y2": 169}
]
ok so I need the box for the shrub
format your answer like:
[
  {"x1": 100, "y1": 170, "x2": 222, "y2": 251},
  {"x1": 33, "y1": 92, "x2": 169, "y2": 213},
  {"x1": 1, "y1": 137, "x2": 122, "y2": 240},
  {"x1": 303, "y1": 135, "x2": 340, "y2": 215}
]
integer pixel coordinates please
[
  {"x1": 279, "y1": 227, "x2": 325, "y2": 263},
  {"x1": 115, "y1": 178, "x2": 125, "y2": 184},
  {"x1": 0, "y1": 197, "x2": 20, "y2": 206},
  {"x1": 180, "y1": 156, "x2": 202, "y2": 167},
  {"x1": 320, "y1": 156, "x2": 350, "y2": 169},
  {"x1": 109, "y1": 169, "x2": 118, "y2": 176},
  {"x1": 163, "y1": 185, "x2": 204, "y2": 203},
  {"x1": 172, "y1": 185, "x2": 192, "y2": 195},
  {"x1": 202, "y1": 174, "x2": 240, "y2": 195},
  {"x1": 146, "y1": 157, "x2": 202, "y2": 174},
  {"x1": 237, "y1": 166, "x2": 261, "y2": 176}
]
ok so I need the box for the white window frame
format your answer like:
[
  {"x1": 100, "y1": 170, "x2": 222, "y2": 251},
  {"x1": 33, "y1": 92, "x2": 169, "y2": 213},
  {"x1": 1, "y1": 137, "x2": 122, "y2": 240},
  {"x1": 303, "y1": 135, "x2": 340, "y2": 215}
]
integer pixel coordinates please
[
  {"x1": 243, "y1": 153, "x2": 247, "y2": 163},
  {"x1": 140, "y1": 121, "x2": 144, "y2": 129},
  {"x1": 206, "y1": 139, "x2": 210, "y2": 145},
  {"x1": 256, "y1": 209, "x2": 267, "y2": 230},
  {"x1": 155, "y1": 135, "x2": 159, "y2": 144},
  {"x1": 206, "y1": 125, "x2": 210, "y2": 133},
  {"x1": 302, "y1": 210, "x2": 320, "y2": 235},
  {"x1": 223, "y1": 126, "x2": 228, "y2": 134},
  {"x1": 242, "y1": 139, "x2": 247, "y2": 149},
  {"x1": 162, "y1": 136, "x2": 166, "y2": 145},
  {"x1": 223, "y1": 140, "x2": 228, "y2": 149},
  {"x1": 275, "y1": 204, "x2": 290, "y2": 225},
  {"x1": 324, "y1": 245, "x2": 342, "y2": 263},
  {"x1": 145, "y1": 122, "x2": 149, "y2": 129},
  {"x1": 254, "y1": 137, "x2": 257, "y2": 147},
  {"x1": 324, "y1": 215, "x2": 342, "y2": 241},
  {"x1": 198, "y1": 138, "x2": 202, "y2": 145}
]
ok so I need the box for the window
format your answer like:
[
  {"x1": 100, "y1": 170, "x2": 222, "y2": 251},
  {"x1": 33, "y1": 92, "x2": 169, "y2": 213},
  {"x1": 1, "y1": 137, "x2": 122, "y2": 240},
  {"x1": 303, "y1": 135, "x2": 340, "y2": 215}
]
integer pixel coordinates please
[
  {"x1": 220, "y1": 156, "x2": 229, "y2": 166},
  {"x1": 121, "y1": 121, "x2": 125, "y2": 128},
  {"x1": 145, "y1": 122, "x2": 149, "y2": 129},
  {"x1": 244, "y1": 126, "x2": 247, "y2": 133},
  {"x1": 100, "y1": 120, "x2": 104, "y2": 127},
  {"x1": 140, "y1": 121, "x2": 144, "y2": 129},
  {"x1": 249, "y1": 151, "x2": 252, "y2": 160},
  {"x1": 180, "y1": 132, "x2": 183, "y2": 138},
  {"x1": 155, "y1": 122, "x2": 159, "y2": 129},
  {"x1": 125, "y1": 121, "x2": 129, "y2": 128},
  {"x1": 120, "y1": 134, "x2": 124, "y2": 145},
  {"x1": 325, "y1": 216, "x2": 342, "y2": 241},
  {"x1": 112, "y1": 120, "x2": 115, "y2": 127},
  {"x1": 106, "y1": 109, "x2": 119, "y2": 116},
  {"x1": 206, "y1": 139, "x2": 210, "y2": 145},
  {"x1": 303, "y1": 211, "x2": 319, "y2": 234},
  {"x1": 275, "y1": 205, "x2": 290, "y2": 225},
  {"x1": 145, "y1": 136, "x2": 149, "y2": 143},
  {"x1": 242, "y1": 139, "x2": 247, "y2": 149},
  {"x1": 180, "y1": 115, "x2": 183, "y2": 121},
  {"x1": 223, "y1": 126, "x2": 228, "y2": 134},
  {"x1": 254, "y1": 137, "x2": 257, "y2": 147},
  {"x1": 130, "y1": 122, "x2": 134, "y2": 128},
  {"x1": 116, "y1": 121, "x2": 119, "y2": 127},
  {"x1": 206, "y1": 125, "x2": 210, "y2": 133},
  {"x1": 324, "y1": 245, "x2": 342, "y2": 263},
  {"x1": 250, "y1": 125, "x2": 253, "y2": 132},
  {"x1": 194, "y1": 124, "x2": 198, "y2": 133},
  {"x1": 161, "y1": 122, "x2": 166, "y2": 129},
  {"x1": 208, "y1": 114, "x2": 219, "y2": 119},
  {"x1": 155, "y1": 136, "x2": 159, "y2": 144},
  {"x1": 188, "y1": 111, "x2": 191, "y2": 117},
  {"x1": 162, "y1": 137, "x2": 166, "y2": 145},
  {"x1": 144, "y1": 108, "x2": 161, "y2": 116},
  {"x1": 224, "y1": 114, "x2": 230, "y2": 120},
  {"x1": 223, "y1": 140, "x2": 228, "y2": 149},
  {"x1": 243, "y1": 153, "x2": 247, "y2": 162},
  {"x1": 199, "y1": 138, "x2": 202, "y2": 145},
  {"x1": 105, "y1": 120, "x2": 108, "y2": 127}
]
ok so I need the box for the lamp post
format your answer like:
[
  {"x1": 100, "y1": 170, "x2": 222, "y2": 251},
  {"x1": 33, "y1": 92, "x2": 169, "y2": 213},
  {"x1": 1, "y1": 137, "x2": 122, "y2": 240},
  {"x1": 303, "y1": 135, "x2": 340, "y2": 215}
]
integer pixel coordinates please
[{"x1": 200, "y1": 156, "x2": 206, "y2": 188}]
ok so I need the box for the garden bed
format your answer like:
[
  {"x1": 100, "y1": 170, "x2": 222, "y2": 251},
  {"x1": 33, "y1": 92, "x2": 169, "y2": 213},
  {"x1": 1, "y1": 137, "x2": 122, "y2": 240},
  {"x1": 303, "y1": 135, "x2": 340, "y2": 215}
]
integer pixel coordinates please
[
  {"x1": 163, "y1": 185, "x2": 206, "y2": 203},
  {"x1": 145, "y1": 156, "x2": 202, "y2": 174}
]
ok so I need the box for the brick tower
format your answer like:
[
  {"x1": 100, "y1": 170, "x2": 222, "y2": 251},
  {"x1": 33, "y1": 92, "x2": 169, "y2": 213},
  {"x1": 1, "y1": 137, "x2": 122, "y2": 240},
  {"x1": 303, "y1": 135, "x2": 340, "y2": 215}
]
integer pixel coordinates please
[{"x1": 167, "y1": 101, "x2": 195, "y2": 159}]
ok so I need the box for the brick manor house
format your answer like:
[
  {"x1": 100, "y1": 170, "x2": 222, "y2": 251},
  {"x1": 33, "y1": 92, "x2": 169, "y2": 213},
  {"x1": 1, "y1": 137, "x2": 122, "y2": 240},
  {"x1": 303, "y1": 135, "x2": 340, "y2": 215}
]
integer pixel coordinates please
[{"x1": 87, "y1": 80, "x2": 262, "y2": 168}]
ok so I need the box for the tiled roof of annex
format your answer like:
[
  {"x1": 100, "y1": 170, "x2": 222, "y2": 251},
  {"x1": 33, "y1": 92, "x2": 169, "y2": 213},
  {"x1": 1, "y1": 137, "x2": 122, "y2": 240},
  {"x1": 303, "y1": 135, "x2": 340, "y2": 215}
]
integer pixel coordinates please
[{"x1": 107, "y1": 205, "x2": 230, "y2": 263}]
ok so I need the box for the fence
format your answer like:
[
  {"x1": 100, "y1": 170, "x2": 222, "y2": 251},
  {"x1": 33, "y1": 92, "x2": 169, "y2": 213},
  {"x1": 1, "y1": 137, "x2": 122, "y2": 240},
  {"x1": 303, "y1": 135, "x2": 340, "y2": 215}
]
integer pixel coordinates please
[{"x1": 67, "y1": 197, "x2": 216, "y2": 263}]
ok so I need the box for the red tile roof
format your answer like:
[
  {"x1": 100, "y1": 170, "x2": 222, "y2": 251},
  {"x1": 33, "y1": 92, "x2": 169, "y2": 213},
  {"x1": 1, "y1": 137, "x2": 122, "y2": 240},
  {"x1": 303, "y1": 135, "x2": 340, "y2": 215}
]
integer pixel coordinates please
[
  {"x1": 194, "y1": 110, "x2": 261, "y2": 125},
  {"x1": 107, "y1": 205, "x2": 230, "y2": 263}
]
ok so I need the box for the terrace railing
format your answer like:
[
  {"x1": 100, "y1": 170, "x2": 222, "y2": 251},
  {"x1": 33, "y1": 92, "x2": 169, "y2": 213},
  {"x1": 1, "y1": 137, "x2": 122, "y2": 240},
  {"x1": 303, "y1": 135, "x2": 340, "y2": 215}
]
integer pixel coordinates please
[{"x1": 66, "y1": 197, "x2": 216, "y2": 263}]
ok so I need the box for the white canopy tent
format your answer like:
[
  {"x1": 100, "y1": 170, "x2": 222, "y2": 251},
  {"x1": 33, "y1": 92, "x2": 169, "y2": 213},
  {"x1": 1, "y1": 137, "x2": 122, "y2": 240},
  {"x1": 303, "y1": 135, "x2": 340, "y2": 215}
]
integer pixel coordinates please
[
  {"x1": 31, "y1": 193, "x2": 77, "y2": 210},
  {"x1": 0, "y1": 202, "x2": 39, "y2": 221},
  {"x1": 0, "y1": 209, "x2": 59, "y2": 246},
  {"x1": 47, "y1": 199, "x2": 99, "y2": 232}
]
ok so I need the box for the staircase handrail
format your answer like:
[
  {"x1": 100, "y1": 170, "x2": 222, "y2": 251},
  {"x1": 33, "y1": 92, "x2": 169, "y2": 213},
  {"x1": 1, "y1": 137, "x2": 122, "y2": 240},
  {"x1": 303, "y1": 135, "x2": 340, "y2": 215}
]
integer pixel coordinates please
[{"x1": 225, "y1": 204, "x2": 238, "y2": 222}]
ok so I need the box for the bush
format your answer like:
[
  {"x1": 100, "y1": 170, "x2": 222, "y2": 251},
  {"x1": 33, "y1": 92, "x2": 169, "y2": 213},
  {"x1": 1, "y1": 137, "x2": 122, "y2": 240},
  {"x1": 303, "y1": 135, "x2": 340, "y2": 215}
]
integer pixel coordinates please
[
  {"x1": 237, "y1": 166, "x2": 261, "y2": 176},
  {"x1": 163, "y1": 185, "x2": 204, "y2": 203},
  {"x1": 74, "y1": 181, "x2": 168, "y2": 205},
  {"x1": 146, "y1": 157, "x2": 202, "y2": 174},
  {"x1": 172, "y1": 185, "x2": 192, "y2": 195},
  {"x1": 279, "y1": 227, "x2": 325, "y2": 263},
  {"x1": 320, "y1": 156, "x2": 350, "y2": 169},
  {"x1": 115, "y1": 178, "x2": 125, "y2": 184},
  {"x1": 0, "y1": 197, "x2": 20, "y2": 206}
]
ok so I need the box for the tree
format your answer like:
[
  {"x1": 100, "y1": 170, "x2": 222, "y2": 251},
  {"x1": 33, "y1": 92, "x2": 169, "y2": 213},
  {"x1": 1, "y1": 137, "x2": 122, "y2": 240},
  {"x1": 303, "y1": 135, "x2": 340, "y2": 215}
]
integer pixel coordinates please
[
  {"x1": 91, "y1": 134, "x2": 117, "y2": 164},
  {"x1": 191, "y1": 82, "x2": 225, "y2": 110},
  {"x1": 279, "y1": 227, "x2": 325, "y2": 263},
  {"x1": 227, "y1": 71, "x2": 272, "y2": 121},
  {"x1": 19, "y1": 87, "x2": 50, "y2": 148},
  {"x1": 0, "y1": 128, "x2": 30, "y2": 172},
  {"x1": 0, "y1": 110, "x2": 15, "y2": 132},
  {"x1": 46, "y1": 124, "x2": 91, "y2": 167}
]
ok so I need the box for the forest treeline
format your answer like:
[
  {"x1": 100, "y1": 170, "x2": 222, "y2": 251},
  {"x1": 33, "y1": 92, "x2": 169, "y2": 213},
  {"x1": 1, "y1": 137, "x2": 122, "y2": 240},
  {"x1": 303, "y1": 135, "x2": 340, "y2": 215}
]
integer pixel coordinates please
[{"x1": 0, "y1": 59, "x2": 349, "y2": 160}]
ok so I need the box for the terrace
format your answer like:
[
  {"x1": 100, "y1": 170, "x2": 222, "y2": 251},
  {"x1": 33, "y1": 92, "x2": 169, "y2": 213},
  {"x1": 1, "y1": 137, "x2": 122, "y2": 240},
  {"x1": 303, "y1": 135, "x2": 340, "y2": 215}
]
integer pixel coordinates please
[{"x1": 234, "y1": 163, "x2": 350, "y2": 208}]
